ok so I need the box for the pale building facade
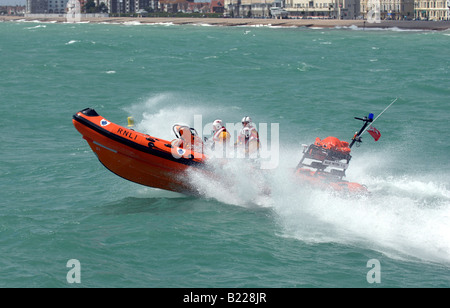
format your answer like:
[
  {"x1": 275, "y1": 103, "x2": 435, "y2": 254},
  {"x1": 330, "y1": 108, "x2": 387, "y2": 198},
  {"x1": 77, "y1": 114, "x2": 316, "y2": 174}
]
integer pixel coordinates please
[
  {"x1": 360, "y1": 0, "x2": 414, "y2": 19},
  {"x1": 284, "y1": 0, "x2": 360, "y2": 19},
  {"x1": 48, "y1": 0, "x2": 69, "y2": 13},
  {"x1": 223, "y1": 0, "x2": 360, "y2": 18},
  {"x1": 223, "y1": 0, "x2": 271, "y2": 17},
  {"x1": 414, "y1": 0, "x2": 450, "y2": 20},
  {"x1": 26, "y1": 0, "x2": 49, "y2": 13}
]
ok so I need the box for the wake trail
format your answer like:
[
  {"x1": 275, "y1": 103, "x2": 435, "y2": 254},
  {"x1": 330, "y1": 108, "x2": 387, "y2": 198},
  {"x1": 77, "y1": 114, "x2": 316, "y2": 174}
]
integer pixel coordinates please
[{"x1": 127, "y1": 94, "x2": 450, "y2": 266}]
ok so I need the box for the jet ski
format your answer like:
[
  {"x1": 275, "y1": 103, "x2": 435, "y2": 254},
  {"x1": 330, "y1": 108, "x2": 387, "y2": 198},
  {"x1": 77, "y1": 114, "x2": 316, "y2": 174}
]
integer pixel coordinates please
[
  {"x1": 295, "y1": 136, "x2": 368, "y2": 193},
  {"x1": 294, "y1": 112, "x2": 385, "y2": 194}
]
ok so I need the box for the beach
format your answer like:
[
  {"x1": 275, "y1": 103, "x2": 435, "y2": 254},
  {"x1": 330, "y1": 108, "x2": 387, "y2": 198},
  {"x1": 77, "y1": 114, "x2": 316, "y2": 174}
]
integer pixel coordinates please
[{"x1": 2, "y1": 15, "x2": 450, "y2": 30}]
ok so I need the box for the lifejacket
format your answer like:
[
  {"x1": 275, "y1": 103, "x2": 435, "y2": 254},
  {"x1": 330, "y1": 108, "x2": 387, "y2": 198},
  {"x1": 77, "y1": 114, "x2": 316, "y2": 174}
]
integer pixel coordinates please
[
  {"x1": 213, "y1": 126, "x2": 230, "y2": 143},
  {"x1": 314, "y1": 136, "x2": 351, "y2": 154},
  {"x1": 236, "y1": 126, "x2": 260, "y2": 155}
]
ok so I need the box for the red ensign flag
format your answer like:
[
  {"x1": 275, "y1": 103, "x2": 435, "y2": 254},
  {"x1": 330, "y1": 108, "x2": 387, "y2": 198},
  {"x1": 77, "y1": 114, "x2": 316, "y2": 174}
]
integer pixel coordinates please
[{"x1": 368, "y1": 126, "x2": 381, "y2": 141}]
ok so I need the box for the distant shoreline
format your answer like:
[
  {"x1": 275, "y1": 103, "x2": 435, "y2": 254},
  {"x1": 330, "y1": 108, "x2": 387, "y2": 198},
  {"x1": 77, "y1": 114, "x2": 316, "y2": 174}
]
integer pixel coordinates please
[{"x1": 2, "y1": 15, "x2": 450, "y2": 31}]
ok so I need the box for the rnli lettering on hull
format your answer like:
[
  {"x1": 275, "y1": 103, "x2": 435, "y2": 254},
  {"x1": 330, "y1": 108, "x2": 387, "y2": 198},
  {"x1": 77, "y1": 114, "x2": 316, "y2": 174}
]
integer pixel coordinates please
[{"x1": 117, "y1": 127, "x2": 138, "y2": 141}]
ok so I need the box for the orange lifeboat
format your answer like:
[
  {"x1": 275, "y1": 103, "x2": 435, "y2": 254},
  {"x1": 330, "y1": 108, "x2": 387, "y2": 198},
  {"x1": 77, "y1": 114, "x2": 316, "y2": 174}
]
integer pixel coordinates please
[
  {"x1": 295, "y1": 135, "x2": 368, "y2": 194},
  {"x1": 72, "y1": 108, "x2": 208, "y2": 194}
]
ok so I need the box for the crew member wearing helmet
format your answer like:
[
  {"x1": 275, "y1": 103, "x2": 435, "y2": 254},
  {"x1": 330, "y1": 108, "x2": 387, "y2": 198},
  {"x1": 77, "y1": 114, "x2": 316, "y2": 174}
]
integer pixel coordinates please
[
  {"x1": 212, "y1": 119, "x2": 230, "y2": 144},
  {"x1": 239, "y1": 116, "x2": 259, "y2": 140},
  {"x1": 241, "y1": 116, "x2": 252, "y2": 128},
  {"x1": 236, "y1": 116, "x2": 259, "y2": 157}
]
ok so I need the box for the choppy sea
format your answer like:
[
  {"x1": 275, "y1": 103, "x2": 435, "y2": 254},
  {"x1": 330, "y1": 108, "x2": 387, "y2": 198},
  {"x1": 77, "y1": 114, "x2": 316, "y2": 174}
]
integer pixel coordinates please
[{"x1": 1, "y1": 19, "x2": 449, "y2": 289}]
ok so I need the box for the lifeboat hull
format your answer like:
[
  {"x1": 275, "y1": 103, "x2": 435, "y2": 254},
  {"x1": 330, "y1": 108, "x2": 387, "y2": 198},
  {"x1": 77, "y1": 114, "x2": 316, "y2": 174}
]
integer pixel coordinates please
[
  {"x1": 295, "y1": 168, "x2": 368, "y2": 194},
  {"x1": 72, "y1": 108, "x2": 207, "y2": 194}
]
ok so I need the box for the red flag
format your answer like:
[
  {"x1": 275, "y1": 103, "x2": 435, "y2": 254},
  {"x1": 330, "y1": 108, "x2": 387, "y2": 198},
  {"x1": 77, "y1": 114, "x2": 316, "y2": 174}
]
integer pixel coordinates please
[{"x1": 368, "y1": 126, "x2": 381, "y2": 141}]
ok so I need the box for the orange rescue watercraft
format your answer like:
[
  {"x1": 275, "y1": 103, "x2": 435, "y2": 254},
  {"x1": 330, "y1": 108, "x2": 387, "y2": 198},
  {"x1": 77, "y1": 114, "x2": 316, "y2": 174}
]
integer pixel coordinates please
[
  {"x1": 73, "y1": 102, "x2": 395, "y2": 195},
  {"x1": 72, "y1": 108, "x2": 208, "y2": 194},
  {"x1": 295, "y1": 135, "x2": 366, "y2": 193},
  {"x1": 294, "y1": 107, "x2": 395, "y2": 194}
]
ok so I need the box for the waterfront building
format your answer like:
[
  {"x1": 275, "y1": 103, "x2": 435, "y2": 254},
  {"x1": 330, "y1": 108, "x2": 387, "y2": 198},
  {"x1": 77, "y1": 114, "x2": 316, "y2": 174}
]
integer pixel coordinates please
[
  {"x1": 26, "y1": 0, "x2": 48, "y2": 13},
  {"x1": 223, "y1": 0, "x2": 238, "y2": 17},
  {"x1": 224, "y1": 0, "x2": 283, "y2": 17},
  {"x1": 240, "y1": 0, "x2": 271, "y2": 18},
  {"x1": 223, "y1": 0, "x2": 360, "y2": 18},
  {"x1": 117, "y1": 0, "x2": 152, "y2": 13},
  {"x1": 26, "y1": 0, "x2": 87, "y2": 13},
  {"x1": 159, "y1": 0, "x2": 192, "y2": 13},
  {"x1": 48, "y1": 0, "x2": 70, "y2": 13},
  {"x1": 210, "y1": 0, "x2": 225, "y2": 13},
  {"x1": 26, "y1": 0, "x2": 120, "y2": 14},
  {"x1": 414, "y1": 0, "x2": 450, "y2": 20},
  {"x1": 284, "y1": 0, "x2": 360, "y2": 19},
  {"x1": 360, "y1": 0, "x2": 414, "y2": 20},
  {"x1": 159, "y1": 0, "x2": 213, "y2": 13},
  {"x1": 1, "y1": 5, "x2": 26, "y2": 14}
]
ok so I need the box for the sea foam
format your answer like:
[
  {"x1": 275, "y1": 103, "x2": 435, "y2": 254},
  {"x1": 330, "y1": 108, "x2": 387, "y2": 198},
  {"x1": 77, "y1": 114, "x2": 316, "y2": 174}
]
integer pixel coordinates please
[{"x1": 125, "y1": 93, "x2": 450, "y2": 265}]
